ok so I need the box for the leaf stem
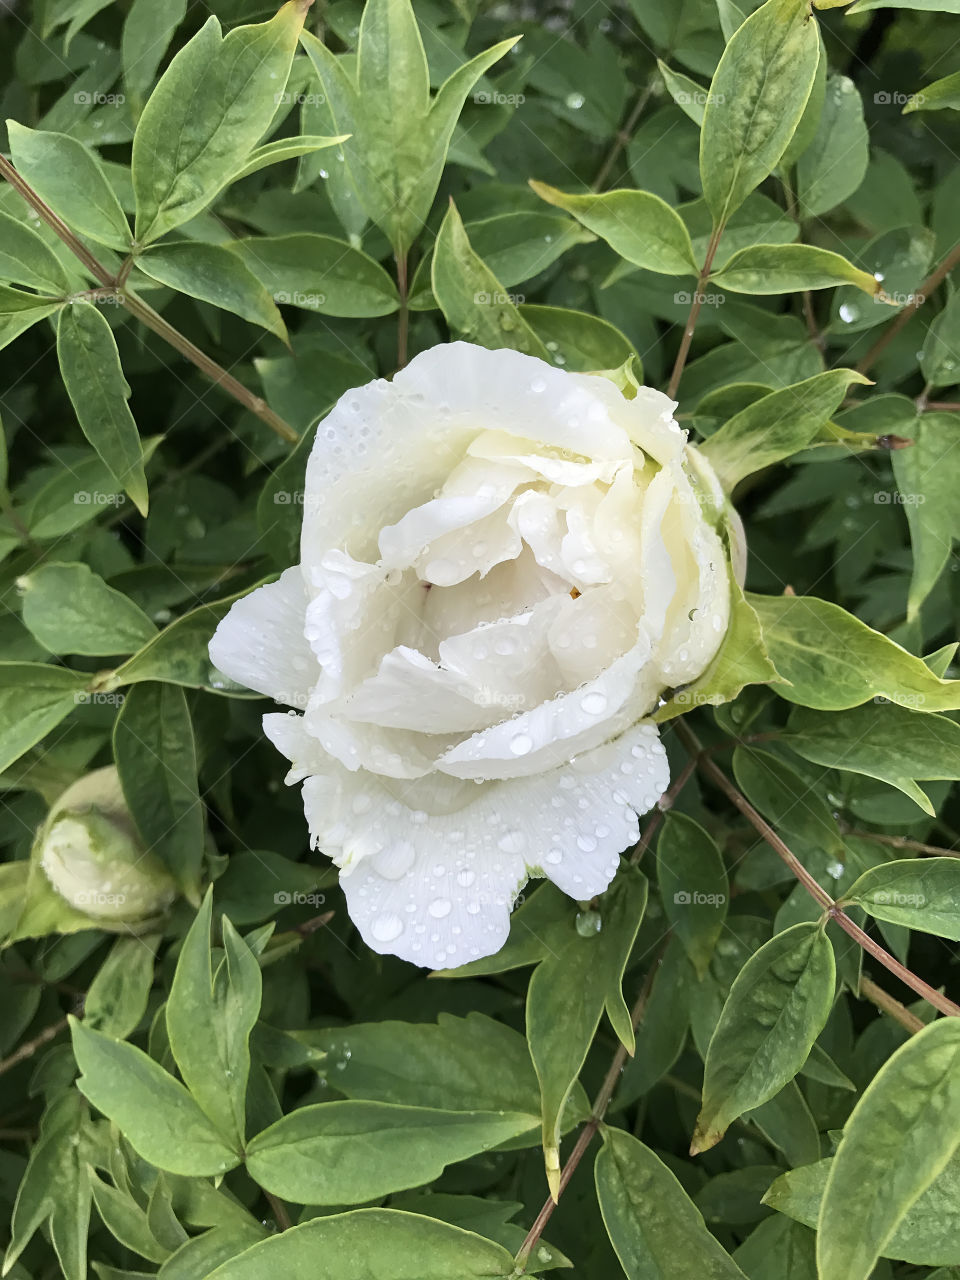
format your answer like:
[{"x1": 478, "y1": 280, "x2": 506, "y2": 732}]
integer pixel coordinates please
[
  {"x1": 840, "y1": 826, "x2": 960, "y2": 859},
  {"x1": 859, "y1": 974, "x2": 925, "y2": 1035},
  {"x1": 395, "y1": 249, "x2": 409, "y2": 371},
  {"x1": 0, "y1": 154, "x2": 298, "y2": 444},
  {"x1": 674, "y1": 719, "x2": 960, "y2": 1019},
  {"x1": 666, "y1": 223, "x2": 725, "y2": 401},
  {"x1": 512, "y1": 944, "x2": 665, "y2": 1273},
  {"x1": 591, "y1": 75, "x2": 658, "y2": 192},
  {"x1": 855, "y1": 237, "x2": 960, "y2": 376},
  {"x1": 264, "y1": 1189, "x2": 293, "y2": 1231},
  {"x1": 0, "y1": 1017, "x2": 68, "y2": 1078}
]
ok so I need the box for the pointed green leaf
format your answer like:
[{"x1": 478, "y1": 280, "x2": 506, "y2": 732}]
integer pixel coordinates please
[
  {"x1": 701, "y1": 369, "x2": 870, "y2": 490},
  {"x1": 245, "y1": 1102, "x2": 535, "y2": 1204},
  {"x1": 138, "y1": 243, "x2": 287, "y2": 340},
  {"x1": 113, "y1": 683, "x2": 203, "y2": 899},
  {"x1": 132, "y1": 3, "x2": 310, "y2": 242},
  {"x1": 18, "y1": 562, "x2": 157, "y2": 656},
  {"x1": 892, "y1": 411, "x2": 960, "y2": 619},
  {"x1": 56, "y1": 302, "x2": 148, "y2": 516},
  {"x1": 700, "y1": 0, "x2": 820, "y2": 224},
  {"x1": 166, "y1": 892, "x2": 262, "y2": 1146},
  {"x1": 596, "y1": 1127, "x2": 749, "y2": 1279},
  {"x1": 796, "y1": 74, "x2": 869, "y2": 216},
  {"x1": 692, "y1": 923, "x2": 835, "y2": 1153},
  {"x1": 432, "y1": 201, "x2": 548, "y2": 358},
  {"x1": 531, "y1": 181, "x2": 698, "y2": 274},
  {"x1": 710, "y1": 244, "x2": 881, "y2": 295},
  {"x1": 0, "y1": 662, "x2": 88, "y2": 775},
  {"x1": 748, "y1": 591, "x2": 960, "y2": 711},
  {"x1": 0, "y1": 283, "x2": 63, "y2": 353},
  {"x1": 70, "y1": 1017, "x2": 242, "y2": 1176},
  {"x1": 842, "y1": 857, "x2": 960, "y2": 939},
  {"x1": 235, "y1": 233, "x2": 398, "y2": 318},
  {"x1": 903, "y1": 68, "x2": 960, "y2": 112},
  {"x1": 0, "y1": 209, "x2": 71, "y2": 293},
  {"x1": 818, "y1": 1019, "x2": 960, "y2": 1280},
  {"x1": 657, "y1": 812, "x2": 729, "y2": 978},
  {"x1": 7, "y1": 121, "x2": 131, "y2": 251}
]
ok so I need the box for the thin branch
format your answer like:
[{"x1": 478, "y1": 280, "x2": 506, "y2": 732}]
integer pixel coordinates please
[
  {"x1": 0, "y1": 1017, "x2": 68, "y2": 1078},
  {"x1": 675, "y1": 720, "x2": 960, "y2": 1019},
  {"x1": 840, "y1": 827, "x2": 960, "y2": 859},
  {"x1": 859, "y1": 975, "x2": 925, "y2": 1035},
  {"x1": 0, "y1": 155, "x2": 297, "y2": 444},
  {"x1": 592, "y1": 76, "x2": 658, "y2": 192},
  {"x1": 513, "y1": 943, "x2": 666, "y2": 1273},
  {"x1": 264, "y1": 1189, "x2": 293, "y2": 1231},
  {"x1": 855, "y1": 238, "x2": 960, "y2": 376},
  {"x1": 666, "y1": 224, "x2": 724, "y2": 401}
]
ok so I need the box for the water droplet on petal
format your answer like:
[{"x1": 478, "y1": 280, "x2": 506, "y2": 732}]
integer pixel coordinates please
[
  {"x1": 371, "y1": 913, "x2": 404, "y2": 943},
  {"x1": 510, "y1": 732, "x2": 533, "y2": 756},
  {"x1": 429, "y1": 897, "x2": 452, "y2": 918}
]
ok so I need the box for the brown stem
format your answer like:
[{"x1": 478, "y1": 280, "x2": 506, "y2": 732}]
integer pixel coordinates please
[
  {"x1": 802, "y1": 290, "x2": 825, "y2": 351},
  {"x1": 859, "y1": 975, "x2": 925, "y2": 1035},
  {"x1": 0, "y1": 1017, "x2": 68, "y2": 1078},
  {"x1": 925, "y1": 400, "x2": 960, "y2": 411},
  {"x1": 293, "y1": 909, "x2": 335, "y2": 937},
  {"x1": 0, "y1": 155, "x2": 297, "y2": 444},
  {"x1": 513, "y1": 945, "x2": 664, "y2": 1273},
  {"x1": 666, "y1": 224, "x2": 724, "y2": 401},
  {"x1": 840, "y1": 827, "x2": 960, "y2": 859},
  {"x1": 855, "y1": 238, "x2": 960, "y2": 376},
  {"x1": 395, "y1": 250, "x2": 409, "y2": 371},
  {"x1": 674, "y1": 720, "x2": 960, "y2": 1020},
  {"x1": 264, "y1": 1189, "x2": 293, "y2": 1231},
  {"x1": 592, "y1": 77, "x2": 658, "y2": 192}
]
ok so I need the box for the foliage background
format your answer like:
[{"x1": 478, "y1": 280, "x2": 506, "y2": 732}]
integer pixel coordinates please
[{"x1": 1, "y1": 0, "x2": 960, "y2": 1277}]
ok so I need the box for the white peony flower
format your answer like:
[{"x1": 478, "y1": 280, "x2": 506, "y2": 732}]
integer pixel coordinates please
[{"x1": 210, "y1": 342, "x2": 734, "y2": 968}]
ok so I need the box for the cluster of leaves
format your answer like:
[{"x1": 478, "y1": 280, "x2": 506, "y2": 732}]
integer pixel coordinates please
[{"x1": 0, "y1": 0, "x2": 960, "y2": 1277}]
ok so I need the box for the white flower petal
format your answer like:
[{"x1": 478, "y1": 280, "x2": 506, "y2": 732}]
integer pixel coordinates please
[
  {"x1": 437, "y1": 625, "x2": 657, "y2": 781},
  {"x1": 208, "y1": 568, "x2": 316, "y2": 707},
  {"x1": 292, "y1": 720, "x2": 667, "y2": 967},
  {"x1": 339, "y1": 645, "x2": 494, "y2": 734}
]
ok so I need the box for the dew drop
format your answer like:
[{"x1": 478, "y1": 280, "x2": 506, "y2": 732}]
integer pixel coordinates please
[
  {"x1": 429, "y1": 897, "x2": 452, "y2": 918},
  {"x1": 371, "y1": 913, "x2": 404, "y2": 942},
  {"x1": 575, "y1": 909, "x2": 602, "y2": 936},
  {"x1": 510, "y1": 732, "x2": 533, "y2": 756},
  {"x1": 581, "y1": 691, "x2": 608, "y2": 715}
]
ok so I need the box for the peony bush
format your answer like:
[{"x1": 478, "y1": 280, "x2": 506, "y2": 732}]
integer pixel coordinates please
[{"x1": 1, "y1": 0, "x2": 960, "y2": 1277}]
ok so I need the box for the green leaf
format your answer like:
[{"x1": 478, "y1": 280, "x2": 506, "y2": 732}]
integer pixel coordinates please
[
  {"x1": 656, "y1": 583, "x2": 781, "y2": 721},
  {"x1": 235, "y1": 234, "x2": 398, "y2": 318},
  {"x1": 56, "y1": 303, "x2": 149, "y2": 516},
  {"x1": 0, "y1": 662, "x2": 88, "y2": 775},
  {"x1": 69, "y1": 1017, "x2": 242, "y2": 1176},
  {"x1": 432, "y1": 201, "x2": 549, "y2": 359},
  {"x1": 527, "y1": 865, "x2": 647, "y2": 1194},
  {"x1": 166, "y1": 891, "x2": 262, "y2": 1147},
  {"x1": 0, "y1": 283, "x2": 63, "y2": 353},
  {"x1": 89, "y1": 1171, "x2": 170, "y2": 1264},
  {"x1": 732, "y1": 1216, "x2": 817, "y2": 1280},
  {"x1": 920, "y1": 290, "x2": 960, "y2": 389},
  {"x1": 205, "y1": 1208, "x2": 516, "y2": 1279},
  {"x1": 904, "y1": 68, "x2": 960, "y2": 110},
  {"x1": 842, "y1": 857, "x2": 960, "y2": 939},
  {"x1": 138, "y1": 243, "x2": 287, "y2": 341},
  {"x1": 245, "y1": 1102, "x2": 535, "y2": 1204},
  {"x1": 113, "y1": 683, "x2": 203, "y2": 899},
  {"x1": 700, "y1": 369, "x2": 870, "y2": 490},
  {"x1": 796, "y1": 75, "x2": 869, "y2": 216},
  {"x1": 692, "y1": 923, "x2": 835, "y2": 1153},
  {"x1": 229, "y1": 134, "x2": 349, "y2": 183},
  {"x1": 18, "y1": 562, "x2": 157, "y2": 656},
  {"x1": 747, "y1": 591, "x2": 960, "y2": 711},
  {"x1": 299, "y1": 17, "x2": 517, "y2": 254},
  {"x1": 732, "y1": 746, "x2": 846, "y2": 857},
  {"x1": 817, "y1": 1018, "x2": 960, "y2": 1280},
  {"x1": 658, "y1": 60, "x2": 711, "y2": 126},
  {"x1": 84, "y1": 935, "x2": 157, "y2": 1040},
  {"x1": 6, "y1": 121, "x2": 132, "y2": 251},
  {"x1": 595, "y1": 1127, "x2": 749, "y2": 1279},
  {"x1": 892, "y1": 412, "x2": 960, "y2": 618},
  {"x1": 432, "y1": 882, "x2": 575, "y2": 979},
  {"x1": 131, "y1": 4, "x2": 310, "y2": 243},
  {"x1": 786, "y1": 702, "x2": 960, "y2": 815},
  {"x1": 108, "y1": 584, "x2": 269, "y2": 693},
  {"x1": 295, "y1": 1012, "x2": 583, "y2": 1122},
  {"x1": 700, "y1": 0, "x2": 820, "y2": 224},
  {"x1": 0, "y1": 209, "x2": 71, "y2": 293},
  {"x1": 520, "y1": 304, "x2": 639, "y2": 373},
  {"x1": 766, "y1": 1150, "x2": 960, "y2": 1266},
  {"x1": 657, "y1": 812, "x2": 729, "y2": 978},
  {"x1": 710, "y1": 244, "x2": 881, "y2": 295},
  {"x1": 2, "y1": 1093, "x2": 92, "y2": 1280},
  {"x1": 122, "y1": 0, "x2": 188, "y2": 116},
  {"x1": 749, "y1": 1080, "x2": 821, "y2": 1169},
  {"x1": 530, "y1": 181, "x2": 698, "y2": 274}
]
